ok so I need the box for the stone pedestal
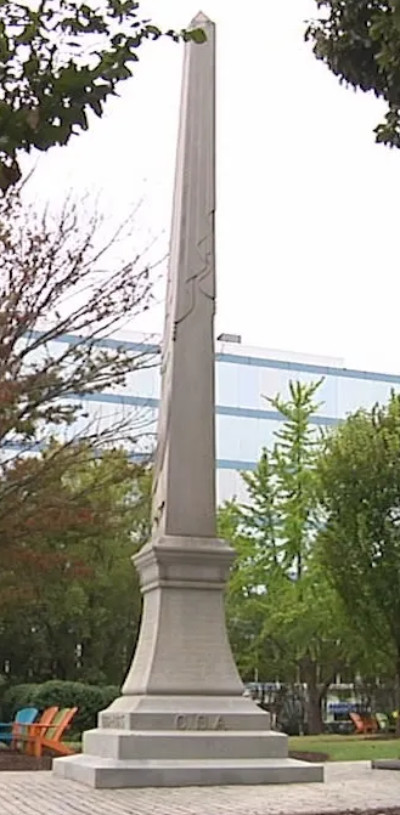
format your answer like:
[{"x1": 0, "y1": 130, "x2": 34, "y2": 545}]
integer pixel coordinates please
[{"x1": 54, "y1": 537, "x2": 323, "y2": 787}]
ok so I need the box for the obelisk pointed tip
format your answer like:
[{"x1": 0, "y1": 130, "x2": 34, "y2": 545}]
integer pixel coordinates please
[{"x1": 190, "y1": 10, "x2": 214, "y2": 26}]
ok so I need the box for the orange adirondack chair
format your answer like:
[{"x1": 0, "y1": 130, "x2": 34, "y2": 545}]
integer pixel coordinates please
[
  {"x1": 363, "y1": 714, "x2": 378, "y2": 733},
  {"x1": 31, "y1": 707, "x2": 78, "y2": 758},
  {"x1": 349, "y1": 712, "x2": 364, "y2": 733},
  {"x1": 23, "y1": 706, "x2": 59, "y2": 755},
  {"x1": 349, "y1": 711, "x2": 378, "y2": 734}
]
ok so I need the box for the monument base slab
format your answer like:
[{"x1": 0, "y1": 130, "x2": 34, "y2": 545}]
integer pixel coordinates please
[
  {"x1": 53, "y1": 754, "x2": 323, "y2": 788},
  {"x1": 371, "y1": 759, "x2": 400, "y2": 770}
]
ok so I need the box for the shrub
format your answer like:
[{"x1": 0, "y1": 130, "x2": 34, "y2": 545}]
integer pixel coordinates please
[
  {"x1": 2, "y1": 681, "x2": 120, "y2": 734},
  {"x1": 99, "y1": 685, "x2": 121, "y2": 710},
  {"x1": 1, "y1": 683, "x2": 39, "y2": 720}
]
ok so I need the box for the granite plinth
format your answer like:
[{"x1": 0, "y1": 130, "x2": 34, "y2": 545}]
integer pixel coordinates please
[
  {"x1": 53, "y1": 538, "x2": 323, "y2": 787},
  {"x1": 53, "y1": 755, "x2": 323, "y2": 789}
]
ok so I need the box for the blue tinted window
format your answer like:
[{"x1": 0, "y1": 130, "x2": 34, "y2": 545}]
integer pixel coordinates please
[{"x1": 337, "y1": 377, "x2": 399, "y2": 416}]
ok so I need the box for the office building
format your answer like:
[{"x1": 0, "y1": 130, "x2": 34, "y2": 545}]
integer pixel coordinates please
[{"x1": 51, "y1": 331, "x2": 400, "y2": 504}]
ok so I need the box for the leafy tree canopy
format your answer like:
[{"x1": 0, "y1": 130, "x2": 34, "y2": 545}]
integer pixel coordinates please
[
  {"x1": 318, "y1": 391, "x2": 400, "y2": 695},
  {"x1": 0, "y1": 447, "x2": 152, "y2": 683},
  {"x1": 0, "y1": 184, "x2": 156, "y2": 683},
  {"x1": 0, "y1": 0, "x2": 206, "y2": 189},
  {"x1": 0, "y1": 184, "x2": 156, "y2": 546},
  {"x1": 219, "y1": 380, "x2": 352, "y2": 733},
  {"x1": 307, "y1": 1, "x2": 400, "y2": 147}
]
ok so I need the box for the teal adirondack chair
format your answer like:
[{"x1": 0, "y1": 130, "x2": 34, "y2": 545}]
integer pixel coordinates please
[{"x1": 0, "y1": 707, "x2": 38, "y2": 747}]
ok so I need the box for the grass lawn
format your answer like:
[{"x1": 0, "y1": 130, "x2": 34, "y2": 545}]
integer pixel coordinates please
[
  {"x1": 289, "y1": 733, "x2": 400, "y2": 761},
  {"x1": 66, "y1": 735, "x2": 399, "y2": 762}
]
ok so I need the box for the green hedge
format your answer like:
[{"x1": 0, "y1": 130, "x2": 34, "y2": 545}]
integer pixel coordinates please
[
  {"x1": 1, "y1": 683, "x2": 40, "y2": 719},
  {"x1": 2, "y1": 681, "x2": 119, "y2": 734}
]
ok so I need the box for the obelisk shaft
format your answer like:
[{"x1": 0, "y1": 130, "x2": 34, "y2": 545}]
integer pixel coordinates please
[
  {"x1": 119, "y1": 15, "x2": 242, "y2": 698},
  {"x1": 152, "y1": 14, "x2": 216, "y2": 540}
]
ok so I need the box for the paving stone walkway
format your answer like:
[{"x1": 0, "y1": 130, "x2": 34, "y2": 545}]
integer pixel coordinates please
[{"x1": 0, "y1": 762, "x2": 399, "y2": 815}]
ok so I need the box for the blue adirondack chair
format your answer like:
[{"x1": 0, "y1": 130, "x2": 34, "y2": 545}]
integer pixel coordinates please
[{"x1": 0, "y1": 707, "x2": 39, "y2": 747}]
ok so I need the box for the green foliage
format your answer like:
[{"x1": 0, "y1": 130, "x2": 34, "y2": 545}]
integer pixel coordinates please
[
  {"x1": 240, "y1": 450, "x2": 280, "y2": 580},
  {"x1": 2, "y1": 680, "x2": 119, "y2": 733},
  {"x1": 220, "y1": 379, "x2": 352, "y2": 732},
  {"x1": 0, "y1": 0, "x2": 206, "y2": 189},
  {"x1": 269, "y1": 380, "x2": 323, "y2": 579},
  {"x1": 260, "y1": 562, "x2": 354, "y2": 704},
  {"x1": 0, "y1": 184, "x2": 154, "y2": 559},
  {"x1": 0, "y1": 683, "x2": 40, "y2": 718},
  {"x1": 220, "y1": 500, "x2": 271, "y2": 680},
  {"x1": 0, "y1": 448, "x2": 152, "y2": 684},
  {"x1": 318, "y1": 392, "x2": 400, "y2": 690},
  {"x1": 229, "y1": 382, "x2": 323, "y2": 605},
  {"x1": 307, "y1": 1, "x2": 400, "y2": 148},
  {"x1": 231, "y1": 380, "x2": 322, "y2": 581},
  {"x1": 0, "y1": 187, "x2": 154, "y2": 688}
]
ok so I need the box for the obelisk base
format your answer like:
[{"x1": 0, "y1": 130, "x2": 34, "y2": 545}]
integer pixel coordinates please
[
  {"x1": 54, "y1": 536, "x2": 323, "y2": 787},
  {"x1": 54, "y1": 695, "x2": 323, "y2": 787},
  {"x1": 54, "y1": 753, "x2": 323, "y2": 788}
]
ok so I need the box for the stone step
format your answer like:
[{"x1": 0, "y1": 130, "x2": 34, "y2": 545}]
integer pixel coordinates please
[
  {"x1": 83, "y1": 729, "x2": 288, "y2": 761},
  {"x1": 53, "y1": 754, "x2": 324, "y2": 789}
]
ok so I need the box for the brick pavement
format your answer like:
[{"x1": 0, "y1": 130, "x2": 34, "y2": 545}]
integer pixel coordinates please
[{"x1": 0, "y1": 762, "x2": 399, "y2": 815}]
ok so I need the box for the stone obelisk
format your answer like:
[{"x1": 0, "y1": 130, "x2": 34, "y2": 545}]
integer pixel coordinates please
[{"x1": 54, "y1": 13, "x2": 323, "y2": 788}]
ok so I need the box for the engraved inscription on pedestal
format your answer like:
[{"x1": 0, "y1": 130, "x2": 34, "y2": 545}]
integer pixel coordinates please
[
  {"x1": 102, "y1": 714, "x2": 125, "y2": 729},
  {"x1": 175, "y1": 715, "x2": 227, "y2": 731}
]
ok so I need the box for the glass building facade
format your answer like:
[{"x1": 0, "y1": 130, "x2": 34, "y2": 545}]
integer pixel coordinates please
[{"x1": 49, "y1": 333, "x2": 400, "y2": 504}]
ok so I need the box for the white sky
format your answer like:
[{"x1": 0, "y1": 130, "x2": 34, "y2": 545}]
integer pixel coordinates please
[{"x1": 23, "y1": 0, "x2": 400, "y2": 375}]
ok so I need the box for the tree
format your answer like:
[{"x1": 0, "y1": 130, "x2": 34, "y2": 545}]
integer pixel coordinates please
[
  {"x1": 0, "y1": 0, "x2": 206, "y2": 191},
  {"x1": 221, "y1": 380, "x2": 351, "y2": 733},
  {"x1": 0, "y1": 447, "x2": 152, "y2": 683},
  {"x1": 269, "y1": 380, "x2": 323, "y2": 580},
  {"x1": 260, "y1": 563, "x2": 353, "y2": 734},
  {"x1": 307, "y1": 1, "x2": 400, "y2": 148},
  {"x1": 219, "y1": 499, "x2": 274, "y2": 682},
  {"x1": 0, "y1": 184, "x2": 155, "y2": 547},
  {"x1": 318, "y1": 391, "x2": 400, "y2": 731},
  {"x1": 234, "y1": 381, "x2": 322, "y2": 586}
]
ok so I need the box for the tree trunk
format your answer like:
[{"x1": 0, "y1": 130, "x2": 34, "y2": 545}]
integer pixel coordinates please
[
  {"x1": 307, "y1": 685, "x2": 324, "y2": 735},
  {"x1": 302, "y1": 658, "x2": 324, "y2": 735},
  {"x1": 395, "y1": 648, "x2": 400, "y2": 737}
]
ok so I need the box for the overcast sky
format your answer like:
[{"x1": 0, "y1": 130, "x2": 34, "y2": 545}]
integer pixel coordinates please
[{"x1": 23, "y1": 0, "x2": 400, "y2": 374}]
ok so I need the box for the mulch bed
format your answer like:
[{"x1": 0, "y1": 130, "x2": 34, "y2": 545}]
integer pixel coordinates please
[
  {"x1": 0, "y1": 749, "x2": 327, "y2": 771},
  {"x1": 0, "y1": 749, "x2": 52, "y2": 771},
  {"x1": 0, "y1": 749, "x2": 330, "y2": 771},
  {"x1": 289, "y1": 750, "x2": 329, "y2": 762}
]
